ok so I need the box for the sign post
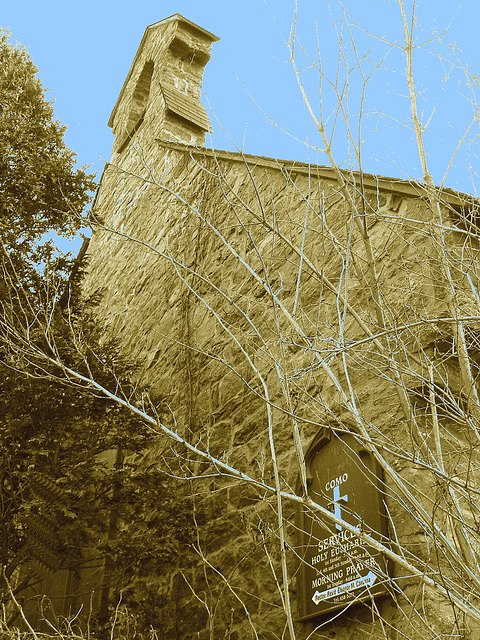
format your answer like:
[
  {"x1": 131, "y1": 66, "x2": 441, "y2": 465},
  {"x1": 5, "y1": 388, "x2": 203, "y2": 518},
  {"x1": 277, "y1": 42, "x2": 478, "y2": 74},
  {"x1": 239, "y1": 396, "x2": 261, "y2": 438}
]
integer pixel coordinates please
[{"x1": 296, "y1": 430, "x2": 389, "y2": 621}]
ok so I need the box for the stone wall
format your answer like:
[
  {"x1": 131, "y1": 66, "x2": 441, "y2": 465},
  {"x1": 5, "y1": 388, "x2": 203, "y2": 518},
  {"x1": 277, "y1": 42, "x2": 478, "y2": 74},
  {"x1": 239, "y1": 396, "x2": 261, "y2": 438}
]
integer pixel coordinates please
[{"x1": 82, "y1": 134, "x2": 480, "y2": 638}]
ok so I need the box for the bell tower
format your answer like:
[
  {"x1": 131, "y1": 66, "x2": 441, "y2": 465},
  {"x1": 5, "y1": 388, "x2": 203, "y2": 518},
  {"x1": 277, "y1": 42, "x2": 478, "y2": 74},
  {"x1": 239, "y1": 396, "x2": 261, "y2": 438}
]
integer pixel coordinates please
[{"x1": 108, "y1": 14, "x2": 219, "y2": 156}]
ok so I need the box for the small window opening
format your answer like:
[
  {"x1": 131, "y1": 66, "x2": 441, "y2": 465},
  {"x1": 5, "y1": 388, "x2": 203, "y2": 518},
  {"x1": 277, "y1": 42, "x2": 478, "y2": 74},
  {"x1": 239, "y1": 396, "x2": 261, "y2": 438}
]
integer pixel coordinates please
[
  {"x1": 118, "y1": 61, "x2": 154, "y2": 153},
  {"x1": 127, "y1": 60, "x2": 154, "y2": 131}
]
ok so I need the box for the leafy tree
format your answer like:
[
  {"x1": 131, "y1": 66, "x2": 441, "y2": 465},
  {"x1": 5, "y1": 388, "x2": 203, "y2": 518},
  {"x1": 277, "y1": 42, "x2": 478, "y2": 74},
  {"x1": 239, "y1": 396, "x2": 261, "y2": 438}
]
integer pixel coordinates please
[
  {"x1": 0, "y1": 28, "x2": 95, "y2": 290},
  {"x1": 0, "y1": 29, "x2": 125, "y2": 621},
  {"x1": 0, "y1": 263, "x2": 149, "y2": 603}
]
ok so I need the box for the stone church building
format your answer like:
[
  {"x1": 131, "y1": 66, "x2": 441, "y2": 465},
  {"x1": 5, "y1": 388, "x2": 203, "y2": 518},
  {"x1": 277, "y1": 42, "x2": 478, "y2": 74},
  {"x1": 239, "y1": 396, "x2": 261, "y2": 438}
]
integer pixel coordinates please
[{"x1": 28, "y1": 14, "x2": 480, "y2": 640}]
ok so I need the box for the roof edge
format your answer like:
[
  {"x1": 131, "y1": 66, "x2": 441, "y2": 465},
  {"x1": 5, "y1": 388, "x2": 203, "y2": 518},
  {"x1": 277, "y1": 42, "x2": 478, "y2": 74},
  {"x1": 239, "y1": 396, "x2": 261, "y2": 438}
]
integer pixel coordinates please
[
  {"x1": 154, "y1": 139, "x2": 478, "y2": 207},
  {"x1": 152, "y1": 14, "x2": 220, "y2": 43}
]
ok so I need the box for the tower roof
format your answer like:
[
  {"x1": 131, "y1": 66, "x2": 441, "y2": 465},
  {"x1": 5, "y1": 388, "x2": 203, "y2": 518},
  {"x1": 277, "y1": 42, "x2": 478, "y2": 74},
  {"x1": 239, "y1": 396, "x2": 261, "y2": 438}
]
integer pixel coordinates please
[{"x1": 108, "y1": 14, "x2": 219, "y2": 129}]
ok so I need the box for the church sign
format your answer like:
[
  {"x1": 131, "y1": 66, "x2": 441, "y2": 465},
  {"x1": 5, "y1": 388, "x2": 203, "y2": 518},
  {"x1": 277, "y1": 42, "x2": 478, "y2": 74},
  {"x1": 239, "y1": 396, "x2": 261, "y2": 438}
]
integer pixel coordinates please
[{"x1": 296, "y1": 430, "x2": 389, "y2": 620}]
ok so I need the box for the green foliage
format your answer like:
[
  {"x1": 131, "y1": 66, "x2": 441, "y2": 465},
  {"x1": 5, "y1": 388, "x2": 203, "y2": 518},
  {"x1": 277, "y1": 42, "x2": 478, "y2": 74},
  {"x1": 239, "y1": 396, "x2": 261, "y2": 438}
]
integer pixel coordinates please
[
  {"x1": 0, "y1": 28, "x2": 151, "y2": 620},
  {"x1": 0, "y1": 28, "x2": 96, "y2": 288},
  {"x1": 0, "y1": 271, "x2": 191, "y2": 632},
  {"x1": 0, "y1": 291, "x2": 153, "y2": 580},
  {"x1": 0, "y1": 27, "x2": 98, "y2": 595},
  {"x1": 110, "y1": 462, "x2": 195, "y2": 630}
]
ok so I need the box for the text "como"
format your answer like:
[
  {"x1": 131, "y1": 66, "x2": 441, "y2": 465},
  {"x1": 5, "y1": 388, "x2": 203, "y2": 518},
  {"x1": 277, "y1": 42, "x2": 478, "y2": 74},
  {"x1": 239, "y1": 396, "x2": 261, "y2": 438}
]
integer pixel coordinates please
[{"x1": 325, "y1": 473, "x2": 348, "y2": 492}]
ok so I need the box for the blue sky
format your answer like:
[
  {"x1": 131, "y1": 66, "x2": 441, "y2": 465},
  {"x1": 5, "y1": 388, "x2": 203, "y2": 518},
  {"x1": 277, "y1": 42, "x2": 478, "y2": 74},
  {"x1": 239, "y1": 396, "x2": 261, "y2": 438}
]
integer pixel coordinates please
[{"x1": 2, "y1": 1, "x2": 480, "y2": 250}]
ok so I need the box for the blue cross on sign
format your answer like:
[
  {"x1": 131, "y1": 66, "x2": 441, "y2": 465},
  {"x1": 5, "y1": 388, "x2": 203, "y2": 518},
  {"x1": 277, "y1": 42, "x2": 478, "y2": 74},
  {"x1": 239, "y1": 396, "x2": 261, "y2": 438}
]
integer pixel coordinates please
[
  {"x1": 332, "y1": 484, "x2": 348, "y2": 531},
  {"x1": 325, "y1": 472, "x2": 349, "y2": 531}
]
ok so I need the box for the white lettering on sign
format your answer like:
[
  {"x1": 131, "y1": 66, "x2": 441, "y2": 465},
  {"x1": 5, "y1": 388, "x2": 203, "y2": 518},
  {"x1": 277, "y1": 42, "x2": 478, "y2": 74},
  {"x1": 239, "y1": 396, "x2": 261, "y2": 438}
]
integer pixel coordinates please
[
  {"x1": 311, "y1": 571, "x2": 377, "y2": 605},
  {"x1": 317, "y1": 528, "x2": 355, "y2": 553},
  {"x1": 324, "y1": 473, "x2": 348, "y2": 491},
  {"x1": 311, "y1": 570, "x2": 344, "y2": 590},
  {"x1": 311, "y1": 551, "x2": 329, "y2": 564},
  {"x1": 312, "y1": 575, "x2": 328, "y2": 588}
]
